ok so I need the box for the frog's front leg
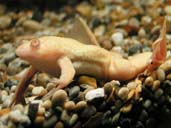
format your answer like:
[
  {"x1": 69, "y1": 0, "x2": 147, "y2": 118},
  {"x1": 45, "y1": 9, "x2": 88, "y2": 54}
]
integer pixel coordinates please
[
  {"x1": 10, "y1": 66, "x2": 37, "y2": 106},
  {"x1": 42, "y1": 56, "x2": 75, "y2": 100}
]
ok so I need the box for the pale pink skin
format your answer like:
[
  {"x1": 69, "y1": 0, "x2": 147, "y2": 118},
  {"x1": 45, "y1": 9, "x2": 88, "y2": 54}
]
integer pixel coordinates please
[{"x1": 12, "y1": 20, "x2": 166, "y2": 105}]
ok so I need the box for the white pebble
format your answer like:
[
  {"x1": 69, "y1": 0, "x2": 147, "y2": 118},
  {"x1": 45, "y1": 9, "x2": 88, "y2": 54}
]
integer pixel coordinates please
[
  {"x1": 85, "y1": 88, "x2": 105, "y2": 101},
  {"x1": 11, "y1": 85, "x2": 17, "y2": 92},
  {"x1": 9, "y1": 110, "x2": 30, "y2": 123},
  {"x1": 32, "y1": 86, "x2": 45, "y2": 96},
  {"x1": 165, "y1": 5, "x2": 171, "y2": 15},
  {"x1": 127, "y1": 82, "x2": 137, "y2": 90},
  {"x1": 111, "y1": 32, "x2": 124, "y2": 46}
]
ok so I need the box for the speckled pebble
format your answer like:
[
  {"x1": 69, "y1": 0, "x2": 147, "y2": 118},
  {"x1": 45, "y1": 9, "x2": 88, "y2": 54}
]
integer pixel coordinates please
[
  {"x1": 118, "y1": 87, "x2": 129, "y2": 100},
  {"x1": 52, "y1": 89, "x2": 68, "y2": 106}
]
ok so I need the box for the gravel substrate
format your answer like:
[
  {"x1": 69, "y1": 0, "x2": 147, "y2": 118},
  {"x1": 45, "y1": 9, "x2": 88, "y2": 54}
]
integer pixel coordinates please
[{"x1": 0, "y1": 0, "x2": 171, "y2": 128}]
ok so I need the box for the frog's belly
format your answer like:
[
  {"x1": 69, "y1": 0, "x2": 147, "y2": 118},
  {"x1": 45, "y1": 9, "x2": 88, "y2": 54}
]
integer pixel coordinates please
[{"x1": 73, "y1": 61, "x2": 103, "y2": 79}]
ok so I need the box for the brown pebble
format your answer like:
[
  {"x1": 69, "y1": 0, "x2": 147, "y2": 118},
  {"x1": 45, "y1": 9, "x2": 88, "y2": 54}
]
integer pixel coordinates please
[
  {"x1": 42, "y1": 100, "x2": 52, "y2": 110},
  {"x1": 120, "y1": 104, "x2": 132, "y2": 113},
  {"x1": 127, "y1": 90, "x2": 135, "y2": 101},
  {"x1": 55, "y1": 121, "x2": 64, "y2": 128},
  {"x1": 152, "y1": 80, "x2": 160, "y2": 91},
  {"x1": 166, "y1": 73, "x2": 171, "y2": 80},
  {"x1": 46, "y1": 82, "x2": 56, "y2": 92},
  {"x1": 64, "y1": 101, "x2": 76, "y2": 111},
  {"x1": 37, "y1": 107, "x2": 45, "y2": 116},
  {"x1": 34, "y1": 116, "x2": 45, "y2": 124},
  {"x1": 78, "y1": 76, "x2": 97, "y2": 88},
  {"x1": 75, "y1": 101, "x2": 87, "y2": 111},
  {"x1": 104, "y1": 82, "x2": 113, "y2": 96},
  {"x1": 118, "y1": 87, "x2": 129, "y2": 100},
  {"x1": 52, "y1": 89, "x2": 68, "y2": 106},
  {"x1": 144, "y1": 76, "x2": 153, "y2": 87},
  {"x1": 76, "y1": 3, "x2": 92, "y2": 17}
]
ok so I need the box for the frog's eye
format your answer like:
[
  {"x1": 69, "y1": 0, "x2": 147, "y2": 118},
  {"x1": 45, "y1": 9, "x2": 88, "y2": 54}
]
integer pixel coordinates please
[{"x1": 30, "y1": 39, "x2": 40, "y2": 48}]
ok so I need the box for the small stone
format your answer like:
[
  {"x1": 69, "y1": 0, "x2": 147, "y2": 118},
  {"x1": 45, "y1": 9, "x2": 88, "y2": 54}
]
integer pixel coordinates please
[
  {"x1": 0, "y1": 16, "x2": 11, "y2": 29},
  {"x1": 146, "y1": 118, "x2": 157, "y2": 128},
  {"x1": 78, "y1": 76, "x2": 97, "y2": 88},
  {"x1": 76, "y1": 3, "x2": 92, "y2": 17},
  {"x1": 37, "y1": 107, "x2": 45, "y2": 116},
  {"x1": 3, "y1": 52, "x2": 16, "y2": 65},
  {"x1": 43, "y1": 115, "x2": 58, "y2": 128},
  {"x1": 118, "y1": 87, "x2": 129, "y2": 100},
  {"x1": 166, "y1": 73, "x2": 171, "y2": 80},
  {"x1": 156, "y1": 68, "x2": 165, "y2": 82},
  {"x1": 4, "y1": 79, "x2": 18, "y2": 89},
  {"x1": 75, "y1": 101, "x2": 87, "y2": 111},
  {"x1": 22, "y1": 19, "x2": 44, "y2": 31},
  {"x1": 120, "y1": 104, "x2": 132, "y2": 113},
  {"x1": 152, "y1": 80, "x2": 160, "y2": 91},
  {"x1": 9, "y1": 110, "x2": 30, "y2": 123},
  {"x1": 128, "y1": 44, "x2": 142, "y2": 55},
  {"x1": 112, "y1": 112, "x2": 120, "y2": 124},
  {"x1": 60, "y1": 110, "x2": 71, "y2": 124},
  {"x1": 128, "y1": 18, "x2": 140, "y2": 28},
  {"x1": 46, "y1": 82, "x2": 56, "y2": 91},
  {"x1": 42, "y1": 100, "x2": 52, "y2": 110},
  {"x1": 127, "y1": 90, "x2": 135, "y2": 100},
  {"x1": 12, "y1": 104, "x2": 24, "y2": 112},
  {"x1": 69, "y1": 114, "x2": 78, "y2": 126},
  {"x1": 139, "y1": 109, "x2": 148, "y2": 122},
  {"x1": 165, "y1": 5, "x2": 171, "y2": 15},
  {"x1": 64, "y1": 101, "x2": 76, "y2": 111},
  {"x1": 141, "y1": 16, "x2": 152, "y2": 26},
  {"x1": 100, "y1": 39, "x2": 113, "y2": 50},
  {"x1": 111, "y1": 32, "x2": 124, "y2": 46},
  {"x1": 85, "y1": 88, "x2": 105, "y2": 101},
  {"x1": 144, "y1": 76, "x2": 153, "y2": 87},
  {"x1": 34, "y1": 116, "x2": 45, "y2": 124},
  {"x1": 136, "y1": 121, "x2": 144, "y2": 128},
  {"x1": 69, "y1": 86, "x2": 80, "y2": 99},
  {"x1": 32, "y1": 86, "x2": 46, "y2": 96},
  {"x1": 127, "y1": 82, "x2": 137, "y2": 90},
  {"x1": 11, "y1": 85, "x2": 17, "y2": 92},
  {"x1": 55, "y1": 121, "x2": 64, "y2": 128},
  {"x1": 155, "y1": 88, "x2": 163, "y2": 99},
  {"x1": 143, "y1": 99, "x2": 152, "y2": 109},
  {"x1": 94, "y1": 25, "x2": 106, "y2": 36},
  {"x1": 52, "y1": 89, "x2": 68, "y2": 106},
  {"x1": 104, "y1": 82, "x2": 113, "y2": 96},
  {"x1": 80, "y1": 105, "x2": 96, "y2": 118},
  {"x1": 138, "y1": 28, "x2": 146, "y2": 38}
]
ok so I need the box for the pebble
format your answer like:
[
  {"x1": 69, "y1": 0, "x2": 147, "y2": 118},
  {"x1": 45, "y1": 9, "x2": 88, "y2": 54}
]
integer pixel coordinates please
[
  {"x1": 42, "y1": 100, "x2": 52, "y2": 110},
  {"x1": 52, "y1": 89, "x2": 68, "y2": 106},
  {"x1": 32, "y1": 86, "x2": 46, "y2": 96},
  {"x1": 0, "y1": 16, "x2": 12, "y2": 29},
  {"x1": 43, "y1": 115, "x2": 58, "y2": 128},
  {"x1": 118, "y1": 87, "x2": 129, "y2": 100},
  {"x1": 112, "y1": 112, "x2": 120, "y2": 124},
  {"x1": 76, "y1": 3, "x2": 92, "y2": 17},
  {"x1": 69, "y1": 114, "x2": 78, "y2": 126},
  {"x1": 34, "y1": 116, "x2": 45, "y2": 124},
  {"x1": 3, "y1": 52, "x2": 16, "y2": 65},
  {"x1": 152, "y1": 80, "x2": 160, "y2": 91},
  {"x1": 139, "y1": 109, "x2": 148, "y2": 122},
  {"x1": 75, "y1": 101, "x2": 87, "y2": 111},
  {"x1": 128, "y1": 44, "x2": 142, "y2": 55},
  {"x1": 9, "y1": 110, "x2": 30, "y2": 123},
  {"x1": 60, "y1": 110, "x2": 71, "y2": 124},
  {"x1": 64, "y1": 101, "x2": 76, "y2": 111},
  {"x1": 111, "y1": 32, "x2": 124, "y2": 46},
  {"x1": 154, "y1": 88, "x2": 163, "y2": 99},
  {"x1": 143, "y1": 99, "x2": 152, "y2": 109},
  {"x1": 0, "y1": 4, "x2": 6, "y2": 15},
  {"x1": 120, "y1": 103, "x2": 132, "y2": 113},
  {"x1": 46, "y1": 82, "x2": 56, "y2": 91},
  {"x1": 22, "y1": 19, "x2": 44, "y2": 31},
  {"x1": 165, "y1": 5, "x2": 171, "y2": 15},
  {"x1": 156, "y1": 68, "x2": 165, "y2": 82},
  {"x1": 94, "y1": 25, "x2": 106, "y2": 36},
  {"x1": 104, "y1": 82, "x2": 113, "y2": 96},
  {"x1": 136, "y1": 121, "x2": 144, "y2": 128},
  {"x1": 69, "y1": 86, "x2": 80, "y2": 99},
  {"x1": 138, "y1": 28, "x2": 146, "y2": 38},
  {"x1": 80, "y1": 105, "x2": 96, "y2": 118},
  {"x1": 141, "y1": 16, "x2": 152, "y2": 26},
  {"x1": 37, "y1": 106, "x2": 45, "y2": 116},
  {"x1": 144, "y1": 76, "x2": 154, "y2": 87},
  {"x1": 10, "y1": 85, "x2": 16, "y2": 92},
  {"x1": 78, "y1": 76, "x2": 97, "y2": 88},
  {"x1": 127, "y1": 81, "x2": 137, "y2": 90},
  {"x1": 55, "y1": 121, "x2": 64, "y2": 128},
  {"x1": 146, "y1": 118, "x2": 156, "y2": 128},
  {"x1": 127, "y1": 90, "x2": 135, "y2": 100},
  {"x1": 85, "y1": 88, "x2": 105, "y2": 101}
]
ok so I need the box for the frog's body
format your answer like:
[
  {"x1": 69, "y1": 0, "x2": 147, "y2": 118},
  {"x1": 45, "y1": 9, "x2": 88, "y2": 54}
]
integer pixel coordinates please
[{"x1": 11, "y1": 18, "x2": 167, "y2": 106}]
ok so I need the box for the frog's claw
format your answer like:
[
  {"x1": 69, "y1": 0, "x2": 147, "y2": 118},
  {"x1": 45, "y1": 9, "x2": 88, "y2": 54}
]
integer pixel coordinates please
[{"x1": 147, "y1": 18, "x2": 167, "y2": 71}]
